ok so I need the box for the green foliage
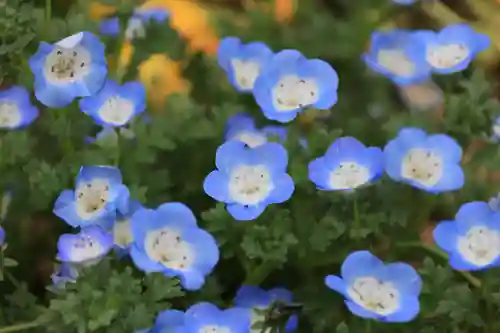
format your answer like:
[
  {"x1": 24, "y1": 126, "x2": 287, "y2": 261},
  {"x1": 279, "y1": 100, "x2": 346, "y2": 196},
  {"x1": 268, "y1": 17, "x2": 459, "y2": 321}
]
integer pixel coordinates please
[{"x1": 0, "y1": 0, "x2": 500, "y2": 333}]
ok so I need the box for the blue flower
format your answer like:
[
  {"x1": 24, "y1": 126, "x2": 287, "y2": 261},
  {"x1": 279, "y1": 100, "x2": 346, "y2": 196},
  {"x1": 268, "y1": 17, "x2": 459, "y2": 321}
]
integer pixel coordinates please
[
  {"x1": 0, "y1": 226, "x2": 5, "y2": 246},
  {"x1": 80, "y1": 79, "x2": 146, "y2": 127},
  {"x1": 434, "y1": 201, "x2": 500, "y2": 271},
  {"x1": 413, "y1": 23, "x2": 490, "y2": 74},
  {"x1": 362, "y1": 30, "x2": 430, "y2": 86},
  {"x1": 225, "y1": 113, "x2": 287, "y2": 148},
  {"x1": 51, "y1": 262, "x2": 79, "y2": 289},
  {"x1": 325, "y1": 251, "x2": 422, "y2": 322},
  {"x1": 489, "y1": 193, "x2": 500, "y2": 212},
  {"x1": 137, "y1": 309, "x2": 184, "y2": 333},
  {"x1": 99, "y1": 17, "x2": 120, "y2": 36},
  {"x1": 308, "y1": 137, "x2": 384, "y2": 191},
  {"x1": 253, "y1": 50, "x2": 339, "y2": 123},
  {"x1": 0, "y1": 86, "x2": 39, "y2": 129},
  {"x1": 491, "y1": 116, "x2": 500, "y2": 142},
  {"x1": 112, "y1": 199, "x2": 143, "y2": 253},
  {"x1": 53, "y1": 166, "x2": 130, "y2": 229},
  {"x1": 29, "y1": 32, "x2": 107, "y2": 108},
  {"x1": 203, "y1": 141, "x2": 295, "y2": 221},
  {"x1": 57, "y1": 225, "x2": 113, "y2": 265},
  {"x1": 384, "y1": 127, "x2": 464, "y2": 193},
  {"x1": 234, "y1": 286, "x2": 298, "y2": 332},
  {"x1": 217, "y1": 37, "x2": 274, "y2": 93},
  {"x1": 177, "y1": 302, "x2": 250, "y2": 333},
  {"x1": 129, "y1": 202, "x2": 219, "y2": 291}
]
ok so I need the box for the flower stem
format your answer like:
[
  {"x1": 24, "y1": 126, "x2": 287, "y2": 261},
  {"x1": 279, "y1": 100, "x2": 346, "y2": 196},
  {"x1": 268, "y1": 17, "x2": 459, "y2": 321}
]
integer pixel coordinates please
[
  {"x1": 395, "y1": 241, "x2": 482, "y2": 288},
  {"x1": 364, "y1": 320, "x2": 371, "y2": 333},
  {"x1": 0, "y1": 321, "x2": 41, "y2": 333},
  {"x1": 243, "y1": 260, "x2": 277, "y2": 285},
  {"x1": 353, "y1": 197, "x2": 360, "y2": 230},
  {"x1": 45, "y1": 0, "x2": 52, "y2": 21}
]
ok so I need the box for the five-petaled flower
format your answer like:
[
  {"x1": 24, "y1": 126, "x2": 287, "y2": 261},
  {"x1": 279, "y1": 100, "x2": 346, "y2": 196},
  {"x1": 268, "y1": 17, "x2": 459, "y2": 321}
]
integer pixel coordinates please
[
  {"x1": 234, "y1": 285, "x2": 298, "y2": 333},
  {"x1": 225, "y1": 113, "x2": 287, "y2": 148},
  {"x1": 325, "y1": 251, "x2": 422, "y2": 322},
  {"x1": 203, "y1": 141, "x2": 295, "y2": 221},
  {"x1": 53, "y1": 166, "x2": 130, "y2": 229},
  {"x1": 29, "y1": 32, "x2": 107, "y2": 108},
  {"x1": 253, "y1": 49, "x2": 339, "y2": 123},
  {"x1": 0, "y1": 86, "x2": 39, "y2": 130},
  {"x1": 363, "y1": 30, "x2": 430, "y2": 86},
  {"x1": 217, "y1": 37, "x2": 274, "y2": 93},
  {"x1": 308, "y1": 137, "x2": 384, "y2": 191},
  {"x1": 384, "y1": 127, "x2": 464, "y2": 193},
  {"x1": 175, "y1": 302, "x2": 250, "y2": 333},
  {"x1": 79, "y1": 79, "x2": 146, "y2": 127},
  {"x1": 129, "y1": 202, "x2": 219, "y2": 291},
  {"x1": 136, "y1": 309, "x2": 184, "y2": 333},
  {"x1": 413, "y1": 23, "x2": 490, "y2": 74},
  {"x1": 57, "y1": 225, "x2": 113, "y2": 265},
  {"x1": 434, "y1": 201, "x2": 500, "y2": 270}
]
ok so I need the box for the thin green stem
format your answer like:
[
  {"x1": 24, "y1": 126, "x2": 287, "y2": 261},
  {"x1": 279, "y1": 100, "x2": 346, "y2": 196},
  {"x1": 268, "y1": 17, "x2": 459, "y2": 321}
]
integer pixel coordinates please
[
  {"x1": 353, "y1": 197, "x2": 360, "y2": 230},
  {"x1": 243, "y1": 260, "x2": 277, "y2": 285},
  {"x1": 396, "y1": 242, "x2": 482, "y2": 288},
  {"x1": 365, "y1": 320, "x2": 371, "y2": 333},
  {"x1": 0, "y1": 321, "x2": 41, "y2": 333},
  {"x1": 45, "y1": 0, "x2": 52, "y2": 21}
]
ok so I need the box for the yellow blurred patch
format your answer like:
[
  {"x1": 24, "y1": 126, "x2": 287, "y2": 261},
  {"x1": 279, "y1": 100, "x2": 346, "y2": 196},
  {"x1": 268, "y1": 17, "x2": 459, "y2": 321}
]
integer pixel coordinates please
[
  {"x1": 89, "y1": 2, "x2": 116, "y2": 19},
  {"x1": 138, "y1": 54, "x2": 191, "y2": 110}
]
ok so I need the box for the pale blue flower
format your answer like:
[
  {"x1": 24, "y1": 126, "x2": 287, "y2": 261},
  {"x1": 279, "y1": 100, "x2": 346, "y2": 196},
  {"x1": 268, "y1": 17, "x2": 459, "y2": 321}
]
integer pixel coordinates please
[
  {"x1": 57, "y1": 226, "x2": 113, "y2": 265},
  {"x1": 203, "y1": 141, "x2": 295, "y2": 221},
  {"x1": 225, "y1": 113, "x2": 287, "y2": 148},
  {"x1": 384, "y1": 127, "x2": 464, "y2": 193},
  {"x1": 253, "y1": 50, "x2": 339, "y2": 123},
  {"x1": 0, "y1": 86, "x2": 39, "y2": 129},
  {"x1": 325, "y1": 251, "x2": 422, "y2": 322},
  {"x1": 29, "y1": 32, "x2": 107, "y2": 108},
  {"x1": 434, "y1": 201, "x2": 500, "y2": 271}
]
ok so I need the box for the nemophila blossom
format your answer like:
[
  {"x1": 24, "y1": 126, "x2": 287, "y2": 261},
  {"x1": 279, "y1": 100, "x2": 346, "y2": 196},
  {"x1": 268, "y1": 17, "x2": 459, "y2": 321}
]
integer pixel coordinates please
[
  {"x1": 308, "y1": 137, "x2": 384, "y2": 191},
  {"x1": 414, "y1": 23, "x2": 490, "y2": 74},
  {"x1": 177, "y1": 302, "x2": 250, "y2": 333},
  {"x1": 217, "y1": 37, "x2": 274, "y2": 93},
  {"x1": 129, "y1": 202, "x2": 219, "y2": 291},
  {"x1": 137, "y1": 309, "x2": 184, "y2": 333},
  {"x1": 57, "y1": 225, "x2": 113, "y2": 265},
  {"x1": 234, "y1": 286, "x2": 298, "y2": 332},
  {"x1": 491, "y1": 116, "x2": 500, "y2": 142},
  {"x1": 203, "y1": 141, "x2": 295, "y2": 221},
  {"x1": 29, "y1": 32, "x2": 107, "y2": 108},
  {"x1": 53, "y1": 166, "x2": 130, "y2": 229},
  {"x1": 325, "y1": 251, "x2": 422, "y2": 322},
  {"x1": 225, "y1": 113, "x2": 287, "y2": 148},
  {"x1": 0, "y1": 86, "x2": 39, "y2": 129},
  {"x1": 363, "y1": 30, "x2": 430, "y2": 86},
  {"x1": 253, "y1": 49, "x2": 339, "y2": 123},
  {"x1": 79, "y1": 79, "x2": 146, "y2": 128},
  {"x1": 433, "y1": 201, "x2": 500, "y2": 270},
  {"x1": 113, "y1": 199, "x2": 143, "y2": 252},
  {"x1": 384, "y1": 127, "x2": 464, "y2": 193},
  {"x1": 51, "y1": 262, "x2": 79, "y2": 289},
  {"x1": 489, "y1": 193, "x2": 500, "y2": 212}
]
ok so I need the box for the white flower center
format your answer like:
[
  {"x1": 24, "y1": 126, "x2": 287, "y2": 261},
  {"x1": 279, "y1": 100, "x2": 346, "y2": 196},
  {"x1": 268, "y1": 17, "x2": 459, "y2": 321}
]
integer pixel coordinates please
[
  {"x1": 144, "y1": 227, "x2": 195, "y2": 270},
  {"x1": 376, "y1": 49, "x2": 415, "y2": 77},
  {"x1": 492, "y1": 123, "x2": 500, "y2": 137},
  {"x1": 230, "y1": 59, "x2": 261, "y2": 90},
  {"x1": 328, "y1": 162, "x2": 371, "y2": 190},
  {"x1": 232, "y1": 131, "x2": 267, "y2": 148},
  {"x1": 272, "y1": 75, "x2": 318, "y2": 112},
  {"x1": 125, "y1": 17, "x2": 146, "y2": 40},
  {"x1": 426, "y1": 44, "x2": 469, "y2": 70},
  {"x1": 98, "y1": 96, "x2": 135, "y2": 126},
  {"x1": 43, "y1": 46, "x2": 91, "y2": 84},
  {"x1": 75, "y1": 179, "x2": 110, "y2": 220},
  {"x1": 199, "y1": 326, "x2": 231, "y2": 333},
  {"x1": 0, "y1": 102, "x2": 21, "y2": 127},
  {"x1": 70, "y1": 235, "x2": 105, "y2": 262},
  {"x1": 401, "y1": 148, "x2": 443, "y2": 187},
  {"x1": 228, "y1": 165, "x2": 273, "y2": 205},
  {"x1": 457, "y1": 226, "x2": 500, "y2": 267},
  {"x1": 347, "y1": 276, "x2": 400, "y2": 316},
  {"x1": 113, "y1": 219, "x2": 133, "y2": 248}
]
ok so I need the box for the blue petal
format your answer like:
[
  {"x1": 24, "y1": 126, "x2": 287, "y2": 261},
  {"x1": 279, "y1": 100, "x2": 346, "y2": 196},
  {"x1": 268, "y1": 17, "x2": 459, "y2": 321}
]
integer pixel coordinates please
[
  {"x1": 267, "y1": 288, "x2": 294, "y2": 303},
  {"x1": 308, "y1": 157, "x2": 333, "y2": 190},
  {"x1": 184, "y1": 302, "x2": 220, "y2": 330},
  {"x1": 299, "y1": 59, "x2": 339, "y2": 109},
  {"x1": 227, "y1": 203, "x2": 267, "y2": 221},
  {"x1": 340, "y1": 251, "x2": 383, "y2": 282},
  {"x1": 285, "y1": 315, "x2": 298, "y2": 332},
  {"x1": 250, "y1": 142, "x2": 289, "y2": 174},
  {"x1": 220, "y1": 307, "x2": 251, "y2": 332},
  {"x1": 182, "y1": 228, "x2": 219, "y2": 275},
  {"x1": 99, "y1": 17, "x2": 120, "y2": 36},
  {"x1": 129, "y1": 245, "x2": 165, "y2": 272},
  {"x1": 455, "y1": 201, "x2": 493, "y2": 233},
  {"x1": 155, "y1": 309, "x2": 185, "y2": 330},
  {"x1": 234, "y1": 286, "x2": 268, "y2": 307},
  {"x1": 156, "y1": 202, "x2": 197, "y2": 227},
  {"x1": 217, "y1": 37, "x2": 242, "y2": 70},
  {"x1": 178, "y1": 270, "x2": 205, "y2": 291},
  {"x1": 261, "y1": 126, "x2": 288, "y2": 142},
  {"x1": 449, "y1": 253, "x2": 487, "y2": 271},
  {"x1": 425, "y1": 134, "x2": 462, "y2": 163},
  {"x1": 345, "y1": 300, "x2": 379, "y2": 319},
  {"x1": 77, "y1": 165, "x2": 123, "y2": 185},
  {"x1": 324, "y1": 275, "x2": 347, "y2": 295},
  {"x1": 433, "y1": 220, "x2": 459, "y2": 252},
  {"x1": 130, "y1": 208, "x2": 156, "y2": 249},
  {"x1": 203, "y1": 171, "x2": 230, "y2": 203},
  {"x1": 381, "y1": 262, "x2": 422, "y2": 295},
  {"x1": 215, "y1": 141, "x2": 248, "y2": 174},
  {"x1": 430, "y1": 163, "x2": 464, "y2": 193},
  {"x1": 324, "y1": 137, "x2": 366, "y2": 164},
  {"x1": 383, "y1": 296, "x2": 420, "y2": 322},
  {"x1": 57, "y1": 234, "x2": 77, "y2": 262},
  {"x1": 267, "y1": 173, "x2": 294, "y2": 204}
]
